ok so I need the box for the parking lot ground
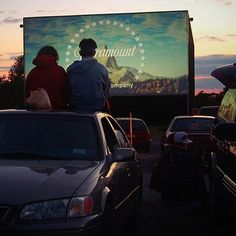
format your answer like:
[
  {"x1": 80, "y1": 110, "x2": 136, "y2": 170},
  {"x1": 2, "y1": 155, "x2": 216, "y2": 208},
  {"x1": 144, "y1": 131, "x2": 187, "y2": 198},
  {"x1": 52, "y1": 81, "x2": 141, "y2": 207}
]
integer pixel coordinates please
[{"x1": 136, "y1": 134, "x2": 235, "y2": 236}]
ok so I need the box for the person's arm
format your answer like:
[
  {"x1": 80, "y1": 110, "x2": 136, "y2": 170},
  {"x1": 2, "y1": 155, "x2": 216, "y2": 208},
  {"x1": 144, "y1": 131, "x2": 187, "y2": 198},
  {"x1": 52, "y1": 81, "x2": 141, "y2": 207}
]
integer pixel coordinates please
[
  {"x1": 59, "y1": 67, "x2": 70, "y2": 107},
  {"x1": 103, "y1": 68, "x2": 111, "y2": 100},
  {"x1": 25, "y1": 74, "x2": 32, "y2": 98}
]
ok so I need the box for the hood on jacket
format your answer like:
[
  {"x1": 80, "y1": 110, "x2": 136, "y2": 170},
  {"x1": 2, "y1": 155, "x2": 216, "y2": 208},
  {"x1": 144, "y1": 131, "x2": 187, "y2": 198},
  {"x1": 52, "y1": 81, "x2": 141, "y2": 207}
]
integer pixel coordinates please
[
  {"x1": 33, "y1": 55, "x2": 57, "y2": 67},
  {"x1": 67, "y1": 58, "x2": 97, "y2": 74}
]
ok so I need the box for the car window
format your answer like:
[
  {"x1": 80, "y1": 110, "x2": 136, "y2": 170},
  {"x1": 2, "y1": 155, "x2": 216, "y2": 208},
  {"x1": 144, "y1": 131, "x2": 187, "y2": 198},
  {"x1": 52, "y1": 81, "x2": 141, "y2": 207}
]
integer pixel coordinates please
[
  {"x1": 133, "y1": 120, "x2": 147, "y2": 131},
  {"x1": 116, "y1": 120, "x2": 129, "y2": 131},
  {"x1": 198, "y1": 107, "x2": 219, "y2": 117},
  {"x1": 117, "y1": 119, "x2": 147, "y2": 131},
  {"x1": 173, "y1": 118, "x2": 214, "y2": 133},
  {"x1": 101, "y1": 117, "x2": 119, "y2": 153},
  {"x1": 107, "y1": 117, "x2": 130, "y2": 148},
  {"x1": 0, "y1": 115, "x2": 101, "y2": 160}
]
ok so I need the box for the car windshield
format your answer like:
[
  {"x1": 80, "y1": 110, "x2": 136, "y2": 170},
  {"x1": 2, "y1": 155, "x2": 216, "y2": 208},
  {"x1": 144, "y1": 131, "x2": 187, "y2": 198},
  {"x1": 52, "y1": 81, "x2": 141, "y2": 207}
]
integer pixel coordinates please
[
  {"x1": 0, "y1": 115, "x2": 101, "y2": 161},
  {"x1": 118, "y1": 120, "x2": 147, "y2": 131},
  {"x1": 172, "y1": 118, "x2": 214, "y2": 133}
]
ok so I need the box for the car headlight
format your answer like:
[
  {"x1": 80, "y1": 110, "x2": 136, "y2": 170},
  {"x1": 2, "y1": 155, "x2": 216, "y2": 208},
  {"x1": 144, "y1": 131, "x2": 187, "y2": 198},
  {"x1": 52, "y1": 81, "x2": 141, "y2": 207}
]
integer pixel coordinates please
[{"x1": 20, "y1": 196, "x2": 94, "y2": 220}]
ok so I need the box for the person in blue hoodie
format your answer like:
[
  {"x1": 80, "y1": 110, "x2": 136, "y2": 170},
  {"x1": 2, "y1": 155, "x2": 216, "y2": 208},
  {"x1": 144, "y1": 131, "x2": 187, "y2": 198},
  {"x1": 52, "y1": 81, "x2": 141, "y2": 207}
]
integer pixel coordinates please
[{"x1": 67, "y1": 38, "x2": 111, "y2": 112}]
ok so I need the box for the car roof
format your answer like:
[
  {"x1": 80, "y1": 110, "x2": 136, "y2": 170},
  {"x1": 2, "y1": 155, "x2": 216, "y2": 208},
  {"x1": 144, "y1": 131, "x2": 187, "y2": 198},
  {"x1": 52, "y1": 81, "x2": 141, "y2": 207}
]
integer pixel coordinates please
[
  {"x1": 116, "y1": 117, "x2": 145, "y2": 121},
  {"x1": 0, "y1": 109, "x2": 101, "y2": 118},
  {"x1": 199, "y1": 106, "x2": 219, "y2": 109},
  {"x1": 173, "y1": 115, "x2": 215, "y2": 120}
]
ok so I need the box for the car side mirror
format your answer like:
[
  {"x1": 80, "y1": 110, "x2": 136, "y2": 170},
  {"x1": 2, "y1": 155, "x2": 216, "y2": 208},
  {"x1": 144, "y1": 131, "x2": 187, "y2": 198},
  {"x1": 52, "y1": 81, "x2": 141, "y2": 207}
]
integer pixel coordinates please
[
  {"x1": 214, "y1": 122, "x2": 236, "y2": 141},
  {"x1": 112, "y1": 148, "x2": 135, "y2": 162}
]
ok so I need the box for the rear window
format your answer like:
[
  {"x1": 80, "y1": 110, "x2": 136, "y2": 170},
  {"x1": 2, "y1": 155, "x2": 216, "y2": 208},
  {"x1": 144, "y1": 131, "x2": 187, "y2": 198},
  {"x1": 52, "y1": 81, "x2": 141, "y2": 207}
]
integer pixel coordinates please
[
  {"x1": 173, "y1": 118, "x2": 214, "y2": 133},
  {"x1": 117, "y1": 119, "x2": 147, "y2": 132},
  {"x1": 198, "y1": 106, "x2": 219, "y2": 117},
  {"x1": 0, "y1": 115, "x2": 101, "y2": 160}
]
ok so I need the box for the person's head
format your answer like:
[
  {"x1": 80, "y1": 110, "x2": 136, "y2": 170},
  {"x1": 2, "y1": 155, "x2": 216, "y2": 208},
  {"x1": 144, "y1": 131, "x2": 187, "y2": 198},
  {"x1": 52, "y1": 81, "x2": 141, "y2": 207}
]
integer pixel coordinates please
[
  {"x1": 191, "y1": 107, "x2": 199, "y2": 115},
  {"x1": 79, "y1": 38, "x2": 97, "y2": 57},
  {"x1": 37, "y1": 46, "x2": 59, "y2": 61},
  {"x1": 174, "y1": 132, "x2": 192, "y2": 146}
]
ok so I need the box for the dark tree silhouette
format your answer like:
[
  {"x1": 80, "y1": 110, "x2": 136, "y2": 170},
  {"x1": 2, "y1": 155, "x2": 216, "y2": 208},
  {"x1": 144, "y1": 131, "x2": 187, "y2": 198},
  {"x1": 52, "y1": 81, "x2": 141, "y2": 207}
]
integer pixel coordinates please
[
  {"x1": 194, "y1": 89, "x2": 225, "y2": 109},
  {"x1": 8, "y1": 55, "x2": 24, "y2": 81},
  {"x1": 0, "y1": 55, "x2": 24, "y2": 109},
  {"x1": 0, "y1": 74, "x2": 7, "y2": 81}
]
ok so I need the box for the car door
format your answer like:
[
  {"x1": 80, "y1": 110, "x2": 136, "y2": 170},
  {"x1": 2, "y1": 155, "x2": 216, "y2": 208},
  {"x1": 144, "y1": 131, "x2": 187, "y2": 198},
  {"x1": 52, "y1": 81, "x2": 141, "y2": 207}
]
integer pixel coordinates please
[
  {"x1": 214, "y1": 138, "x2": 236, "y2": 205},
  {"x1": 213, "y1": 135, "x2": 235, "y2": 181},
  {"x1": 107, "y1": 116, "x2": 142, "y2": 193},
  {"x1": 211, "y1": 124, "x2": 236, "y2": 219},
  {"x1": 100, "y1": 116, "x2": 141, "y2": 216}
]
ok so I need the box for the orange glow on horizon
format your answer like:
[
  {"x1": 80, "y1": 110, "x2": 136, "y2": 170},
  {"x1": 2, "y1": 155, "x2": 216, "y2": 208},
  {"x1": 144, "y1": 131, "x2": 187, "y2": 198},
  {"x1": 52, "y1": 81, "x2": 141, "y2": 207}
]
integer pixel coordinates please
[
  {"x1": 0, "y1": 71, "x2": 9, "y2": 78},
  {"x1": 195, "y1": 88, "x2": 223, "y2": 95},
  {"x1": 195, "y1": 75, "x2": 212, "y2": 80}
]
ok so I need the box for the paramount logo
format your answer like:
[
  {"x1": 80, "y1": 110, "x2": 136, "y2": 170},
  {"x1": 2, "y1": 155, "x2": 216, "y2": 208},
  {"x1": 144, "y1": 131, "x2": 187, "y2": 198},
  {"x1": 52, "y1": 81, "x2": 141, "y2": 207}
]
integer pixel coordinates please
[
  {"x1": 73, "y1": 45, "x2": 136, "y2": 58},
  {"x1": 95, "y1": 46, "x2": 136, "y2": 58}
]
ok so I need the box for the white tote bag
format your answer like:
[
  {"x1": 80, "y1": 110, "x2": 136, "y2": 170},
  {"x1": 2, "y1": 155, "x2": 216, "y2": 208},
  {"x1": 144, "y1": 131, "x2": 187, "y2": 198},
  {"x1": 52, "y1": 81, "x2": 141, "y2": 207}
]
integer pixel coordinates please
[{"x1": 26, "y1": 88, "x2": 52, "y2": 110}]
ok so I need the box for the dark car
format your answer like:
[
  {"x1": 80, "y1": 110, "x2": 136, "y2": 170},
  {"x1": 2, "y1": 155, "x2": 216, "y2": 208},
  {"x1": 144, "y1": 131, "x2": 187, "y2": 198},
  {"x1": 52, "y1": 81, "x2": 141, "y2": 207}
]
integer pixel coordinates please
[
  {"x1": 0, "y1": 110, "x2": 143, "y2": 235},
  {"x1": 116, "y1": 117, "x2": 152, "y2": 153},
  {"x1": 209, "y1": 63, "x2": 236, "y2": 221},
  {"x1": 210, "y1": 122, "x2": 236, "y2": 220},
  {"x1": 198, "y1": 106, "x2": 219, "y2": 118},
  {"x1": 160, "y1": 115, "x2": 216, "y2": 156},
  {"x1": 150, "y1": 132, "x2": 203, "y2": 200}
]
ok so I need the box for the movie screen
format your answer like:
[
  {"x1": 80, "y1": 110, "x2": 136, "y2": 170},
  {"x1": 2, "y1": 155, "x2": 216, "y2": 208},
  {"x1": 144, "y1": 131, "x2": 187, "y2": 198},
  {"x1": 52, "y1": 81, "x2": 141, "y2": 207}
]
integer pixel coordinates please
[{"x1": 24, "y1": 11, "x2": 189, "y2": 96}]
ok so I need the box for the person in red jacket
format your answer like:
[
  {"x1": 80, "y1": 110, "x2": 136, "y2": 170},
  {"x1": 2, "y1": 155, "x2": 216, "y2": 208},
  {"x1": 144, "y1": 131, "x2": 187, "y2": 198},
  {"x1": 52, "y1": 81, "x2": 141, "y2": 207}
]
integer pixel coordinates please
[{"x1": 25, "y1": 46, "x2": 69, "y2": 109}]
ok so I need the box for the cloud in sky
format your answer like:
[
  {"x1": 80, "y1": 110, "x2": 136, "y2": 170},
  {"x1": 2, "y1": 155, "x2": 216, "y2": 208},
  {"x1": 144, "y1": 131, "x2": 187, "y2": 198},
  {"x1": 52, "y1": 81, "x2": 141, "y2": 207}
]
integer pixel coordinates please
[
  {"x1": 0, "y1": 10, "x2": 18, "y2": 16},
  {"x1": 197, "y1": 36, "x2": 225, "y2": 42},
  {"x1": 227, "y1": 34, "x2": 236, "y2": 38},
  {"x1": 195, "y1": 0, "x2": 233, "y2": 6},
  {"x1": 2, "y1": 17, "x2": 21, "y2": 24},
  {"x1": 0, "y1": 52, "x2": 21, "y2": 61},
  {"x1": 0, "y1": 66, "x2": 10, "y2": 71},
  {"x1": 0, "y1": 52, "x2": 21, "y2": 76},
  {"x1": 195, "y1": 54, "x2": 236, "y2": 79},
  {"x1": 214, "y1": 0, "x2": 232, "y2": 6},
  {"x1": 196, "y1": 54, "x2": 236, "y2": 65},
  {"x1": 32, "y1": 9, "x2": 64, "y2": 14},
  {"x1": 194, "y1": 54, "x2": 233, "y2": 93}
]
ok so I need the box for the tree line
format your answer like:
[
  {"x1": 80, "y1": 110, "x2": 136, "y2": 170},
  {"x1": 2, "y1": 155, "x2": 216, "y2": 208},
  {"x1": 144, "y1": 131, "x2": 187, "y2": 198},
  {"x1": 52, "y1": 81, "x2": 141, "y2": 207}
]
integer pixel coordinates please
[{"x1": 0, "y1": 55, "x2": 24, "y2": 109}]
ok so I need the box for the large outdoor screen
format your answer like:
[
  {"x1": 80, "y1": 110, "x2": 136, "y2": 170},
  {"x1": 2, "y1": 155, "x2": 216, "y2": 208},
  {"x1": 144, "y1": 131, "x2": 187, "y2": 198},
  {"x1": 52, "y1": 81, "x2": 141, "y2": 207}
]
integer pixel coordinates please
[{"x1": 24, "y1": 11, "x2": 190, "y2": 96}]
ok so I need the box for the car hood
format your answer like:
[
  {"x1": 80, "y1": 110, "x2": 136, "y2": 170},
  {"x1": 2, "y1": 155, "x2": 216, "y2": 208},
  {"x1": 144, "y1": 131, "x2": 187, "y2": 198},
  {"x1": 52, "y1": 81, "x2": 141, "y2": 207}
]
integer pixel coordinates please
[
  {"x1": 0, "y1": 159, "x2": 100, "y2": 205},
  {"x1": 211, "y1": 63, "x2": 236, "y2": 88}
]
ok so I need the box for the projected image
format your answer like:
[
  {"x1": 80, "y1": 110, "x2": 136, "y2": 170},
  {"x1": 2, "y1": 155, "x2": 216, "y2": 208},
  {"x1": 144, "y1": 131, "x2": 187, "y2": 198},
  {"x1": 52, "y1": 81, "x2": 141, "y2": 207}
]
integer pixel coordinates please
[{"x1": 24, "y1": 11, "x2": 189, "y2": 96}]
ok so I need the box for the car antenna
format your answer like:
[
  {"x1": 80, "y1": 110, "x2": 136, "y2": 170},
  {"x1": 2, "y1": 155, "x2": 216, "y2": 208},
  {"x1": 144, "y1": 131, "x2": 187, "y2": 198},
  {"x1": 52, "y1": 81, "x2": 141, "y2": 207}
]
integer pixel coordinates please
[{"x1": 130, "y1": 112, "x2": 133, "y2": 145}]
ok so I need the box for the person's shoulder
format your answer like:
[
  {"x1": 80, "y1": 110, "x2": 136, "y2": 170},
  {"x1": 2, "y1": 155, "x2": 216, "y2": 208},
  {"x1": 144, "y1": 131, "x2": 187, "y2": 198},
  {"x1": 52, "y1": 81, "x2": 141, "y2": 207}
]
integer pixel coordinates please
[
  {"x1": 26, "y1": 66, "x2": 39, "y2": 78},
  {"x1": 66, "y1": 60, "x2": 80, "y2": 72},
  {"x1": 96, "y1": 60, "x2": 106, "y2": 67},
  {"x1": 58, "y1": 65, "x2": 66, "y2": 71},
  {"x1": 57, "y1": 64, "x2": 66, "y2": 71},
  {"x1": 95, "y1": 60, "x2": 108, "y2": 71},
  {"x1": 51, "y1": 64, "x2": 67, "y2": 75}
]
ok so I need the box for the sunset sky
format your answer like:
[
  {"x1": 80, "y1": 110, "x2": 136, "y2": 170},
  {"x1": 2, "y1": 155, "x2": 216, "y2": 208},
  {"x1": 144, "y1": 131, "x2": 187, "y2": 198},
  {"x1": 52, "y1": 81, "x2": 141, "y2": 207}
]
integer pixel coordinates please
[{"x1": 1, "y1": 0, "x2": 236, "y2": 93}]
